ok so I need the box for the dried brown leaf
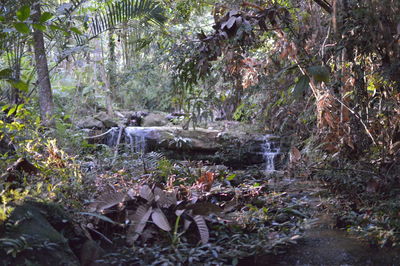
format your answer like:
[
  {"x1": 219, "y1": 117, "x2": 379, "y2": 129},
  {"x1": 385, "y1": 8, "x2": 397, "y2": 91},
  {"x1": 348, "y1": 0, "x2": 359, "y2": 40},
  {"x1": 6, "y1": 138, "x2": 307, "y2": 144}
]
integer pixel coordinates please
[
  {"x1": 127, "y1": 205, "x2": 152, "y2": 244},
  {"x1": 151, "y1": 208, "x2": 171, "y2": 231},
  {"x1": 193, "y1": 215, "x2": 209, "y2": 244},
  {"x1": 154, "y1": 187, "x2": 177, "y2": 208},
  {"x1": 290, "y1": 147, "x2": 301, "y2": 163},
  {"x1": 139, "y1": 185, "x2": 154, "y2": 202},
  {"x1": 93, "y1": 192, "x2": 126, "y2": 212}
]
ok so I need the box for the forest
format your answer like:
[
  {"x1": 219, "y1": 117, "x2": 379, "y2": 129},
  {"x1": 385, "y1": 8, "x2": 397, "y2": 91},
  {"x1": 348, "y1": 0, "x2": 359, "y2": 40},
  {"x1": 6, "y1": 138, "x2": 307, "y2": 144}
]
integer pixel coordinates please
[{"x1": 0, "y1": 0, "x2": 399, "y2": 265}]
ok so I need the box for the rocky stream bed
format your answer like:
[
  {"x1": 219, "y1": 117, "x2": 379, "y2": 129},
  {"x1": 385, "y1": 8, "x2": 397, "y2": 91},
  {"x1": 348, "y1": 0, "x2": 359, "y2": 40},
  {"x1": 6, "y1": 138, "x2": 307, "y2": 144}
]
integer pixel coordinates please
[{"x1": 2, "y1": 114, "x2": 399, "y2": 265}]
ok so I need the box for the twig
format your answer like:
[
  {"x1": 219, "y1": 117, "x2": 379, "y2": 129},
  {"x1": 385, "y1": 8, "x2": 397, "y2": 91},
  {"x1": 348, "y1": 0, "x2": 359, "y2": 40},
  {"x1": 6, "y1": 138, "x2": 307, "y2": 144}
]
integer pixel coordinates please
[
  {"x1": 320, "y1": 25, "x2": 331, "y2": 59},
  {"x1": 111, "y1": 126, "x2": 125, "y2": 165},
  {"x1": 312, "y1": 0, "x2": 333, "y2": 14},
  {"x1": 84, "y1": 128, "x2": 114, "y2": 139},
  {"x1": 331, "y1": 95, "x2": 377, "y2": 145},
  {"x1": 86, "y1": 226, "x2": 113, "y2": 244}
]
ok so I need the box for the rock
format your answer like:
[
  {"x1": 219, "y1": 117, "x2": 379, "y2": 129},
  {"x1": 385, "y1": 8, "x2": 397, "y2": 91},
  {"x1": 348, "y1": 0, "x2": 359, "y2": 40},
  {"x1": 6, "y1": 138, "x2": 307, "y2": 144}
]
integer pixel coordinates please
[
  {"x1": 0, "y1": 201, "x2": 80, "y2": 265},
  {"x1": 275, "y1": 213, "x2": 290, "y2": 223},
  {"x1": 142, "y1": 112, "x2": 169, "y2": 127},
  {"x1": 94, "y1": 112, "x2": 118, "y2": 128},
  {"x1": 76, "y1": 116, "x2": 104, "y2": 129},
  {"x1": 104, "y1": 126, "x2": 289, "y2": 169},
  {"x1": 80, "y1": 240, "x2": 105, "y2": 266}
]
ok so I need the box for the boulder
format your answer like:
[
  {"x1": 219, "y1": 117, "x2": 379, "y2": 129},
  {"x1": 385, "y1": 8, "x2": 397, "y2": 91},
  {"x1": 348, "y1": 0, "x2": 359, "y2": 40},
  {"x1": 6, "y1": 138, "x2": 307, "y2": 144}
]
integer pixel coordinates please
[
  {"x1": 142, "y1": 112, "x2": 169, "y2": 127},
  {"x1": 94, "y1": 112, "x2": 118, "y2": 128},
  {"x1": 76, "y1": 116, "x2": 104, "y2": 129},
  {"x1": 0, "y1": 201, "x2": 80, "y2": 265}
]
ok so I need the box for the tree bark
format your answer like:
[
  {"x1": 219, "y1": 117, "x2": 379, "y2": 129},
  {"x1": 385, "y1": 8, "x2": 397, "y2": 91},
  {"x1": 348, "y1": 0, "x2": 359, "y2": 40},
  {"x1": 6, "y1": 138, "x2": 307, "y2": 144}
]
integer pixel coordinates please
[{"x1": 32, "y1": 1, "x2": 55, "y2": 127}]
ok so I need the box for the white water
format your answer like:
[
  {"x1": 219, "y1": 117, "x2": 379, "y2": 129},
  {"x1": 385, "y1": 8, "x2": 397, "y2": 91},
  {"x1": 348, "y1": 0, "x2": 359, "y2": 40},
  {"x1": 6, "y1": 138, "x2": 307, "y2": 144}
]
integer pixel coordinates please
[
  {"x1": 106, "y1": 127, "x2": 154, "y2": 154},
  {"x1": 125, "y1": 127, "x2": 152, "y2": 153},
  {"x1": 262, "y1": 135, "x2": 281, "y2": 172}
]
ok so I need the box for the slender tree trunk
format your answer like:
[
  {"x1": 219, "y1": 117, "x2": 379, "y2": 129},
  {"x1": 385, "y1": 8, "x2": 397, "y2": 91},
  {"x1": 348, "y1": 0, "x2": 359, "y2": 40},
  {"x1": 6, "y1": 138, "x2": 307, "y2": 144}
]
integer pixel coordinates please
[
  {"x1": 108, "y1": 30, "x2": 117, "y2": 101},
  {"x1": 99, "y1": 37, "x2": 114, "y2": 115},
  {"x1": 32, "y1": 1, "x2": 54, "y2": 127}
]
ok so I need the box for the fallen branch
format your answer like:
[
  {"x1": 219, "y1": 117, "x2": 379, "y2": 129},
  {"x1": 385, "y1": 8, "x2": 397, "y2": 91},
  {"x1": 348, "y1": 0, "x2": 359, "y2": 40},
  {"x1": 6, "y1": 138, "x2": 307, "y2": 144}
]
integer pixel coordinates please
[{"x1": 84, "y1": 128, "x2": 114, "y2": 139}]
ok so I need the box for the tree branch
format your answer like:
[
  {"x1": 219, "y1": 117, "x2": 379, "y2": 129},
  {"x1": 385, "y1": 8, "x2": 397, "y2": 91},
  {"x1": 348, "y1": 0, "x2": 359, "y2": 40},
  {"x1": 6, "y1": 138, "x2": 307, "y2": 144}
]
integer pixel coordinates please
[{"x1": 313, "y1": 0, "x2": 332, "y2": 14}]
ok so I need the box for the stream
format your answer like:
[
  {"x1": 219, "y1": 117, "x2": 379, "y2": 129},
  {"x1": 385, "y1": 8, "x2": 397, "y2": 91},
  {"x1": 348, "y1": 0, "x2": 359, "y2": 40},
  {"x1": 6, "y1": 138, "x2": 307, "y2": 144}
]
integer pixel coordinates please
[
  {"x1": 240, "y1": 177, "x2": 400, "y2": 266},
  {"x1": 105, "y1": 128, "x2": 400, "y2": 265}
]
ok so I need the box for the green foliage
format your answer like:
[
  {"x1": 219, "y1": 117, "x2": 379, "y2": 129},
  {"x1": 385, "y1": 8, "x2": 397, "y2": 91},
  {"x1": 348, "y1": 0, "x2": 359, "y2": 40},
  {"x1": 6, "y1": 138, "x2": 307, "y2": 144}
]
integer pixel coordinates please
[
  {"x1": 13, "y1": 22, "x2": 30, "y2": 34},
  {"x1": 16, "y1": 5, "x2": 30, "y2": 22},
  {"x1": 39, "y1": 12, "x2": 53, "y2": 23},
  {"x1": 292, "y1": 75, "x2": 310, "y2": 99},
  {"x1": 86, "y1": 0, "x2": 167, "y2": 42},
  {"x1": 0, "y1": 103, "x2": 87, "y2": 223},
  {"x1": 307, "y1": 65, "x2": 330, "y2": 83},
  {"x1": 233, "y1": 103, "x2": 256, "y2": 122}
]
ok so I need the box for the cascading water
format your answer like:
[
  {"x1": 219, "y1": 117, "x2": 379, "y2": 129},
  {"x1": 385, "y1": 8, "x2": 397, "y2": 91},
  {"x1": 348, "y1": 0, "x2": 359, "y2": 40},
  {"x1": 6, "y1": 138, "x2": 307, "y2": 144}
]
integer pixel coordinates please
[
  {"x1": 124, "y1": 127, "x2": 152, "y2": 153},
  {"x1": 262, "y1": 134, "x2": 281, "y2": 172},
  {"x1": 106, "y1": 127, "x2": 155, "y2": 154}
]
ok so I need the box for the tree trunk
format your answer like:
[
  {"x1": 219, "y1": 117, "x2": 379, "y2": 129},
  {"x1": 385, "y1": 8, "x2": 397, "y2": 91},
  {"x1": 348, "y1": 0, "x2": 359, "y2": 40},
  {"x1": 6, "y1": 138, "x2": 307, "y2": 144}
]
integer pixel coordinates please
[
  {"x1": 108, "y1": 30, "x2": 117, "y2": 101},
  {"x1": 32, "y1": 1, "x2": 54, "y2": 127},
  {"x1": 99, "y1": 37, "x2": 114, "y2": 115}
]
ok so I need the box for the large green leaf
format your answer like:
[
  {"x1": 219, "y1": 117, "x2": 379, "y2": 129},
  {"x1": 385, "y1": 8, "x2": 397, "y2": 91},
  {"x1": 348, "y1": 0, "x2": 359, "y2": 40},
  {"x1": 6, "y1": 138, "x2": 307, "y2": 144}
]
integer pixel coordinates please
[
  {"x1": 70, "y1": 26, "x2": 83, "y2": 35},
  {"x1": 13, "y1": 22, "x2": 30, "y2": 34},
  {"x1": 0, "y1": 68, "x2": 12, "y2": 79},
  {"x1": 9, "y1": 80, "x2": 29, "y2": 92},
  {"x1": 39, "y1": 12, "x2": 53, "y2": 23},
  {"x1": 292, "y1": 75, "x2": 310, "y2": 99},
  {"x1": 16, "y1": 5, "x2": 30, "y2": 21},
  {"x1": 33, "y1": 24, "x2": 47, "y2": 31},
  {"x1": 308, "y1": 65, "x2": 330, "y2": 83}
]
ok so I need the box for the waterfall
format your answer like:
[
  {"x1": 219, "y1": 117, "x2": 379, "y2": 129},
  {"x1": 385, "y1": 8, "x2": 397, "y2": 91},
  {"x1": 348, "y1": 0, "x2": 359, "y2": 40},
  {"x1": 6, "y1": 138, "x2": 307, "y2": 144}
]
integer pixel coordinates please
[
  {"x1": 124, "y1": 127, "x2": 153, "y2": 153},
  {"x1": 106, "y1": 127, "x2": 119, "y2": 146},
  {"x1": 106, "y1": 127, "x2": 155, "y2": 154},
  {"x1": 262, "y1": 135, "x2": 281, "y2": 171}
]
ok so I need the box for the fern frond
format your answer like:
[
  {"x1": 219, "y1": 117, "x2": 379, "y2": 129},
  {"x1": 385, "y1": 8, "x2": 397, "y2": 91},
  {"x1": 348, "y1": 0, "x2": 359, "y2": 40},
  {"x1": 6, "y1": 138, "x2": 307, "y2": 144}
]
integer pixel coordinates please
[{"x1": 142, "y1": 151, "x2": 165, "y2": 171}]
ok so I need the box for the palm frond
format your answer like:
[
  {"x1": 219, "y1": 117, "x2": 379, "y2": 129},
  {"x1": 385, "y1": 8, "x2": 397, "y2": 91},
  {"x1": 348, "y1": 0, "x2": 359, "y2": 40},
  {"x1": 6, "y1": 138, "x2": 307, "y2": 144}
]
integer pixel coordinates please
[{"x1": 89, "y1": 0, "x2": 166, "y2": 38}]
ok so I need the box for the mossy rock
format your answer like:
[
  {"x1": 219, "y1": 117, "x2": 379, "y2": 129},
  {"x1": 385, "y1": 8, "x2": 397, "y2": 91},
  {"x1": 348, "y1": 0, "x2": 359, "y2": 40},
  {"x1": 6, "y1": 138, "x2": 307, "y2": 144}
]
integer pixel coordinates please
[{"x1": 0, "y1": 201, "x2": 80, "y2": 266}]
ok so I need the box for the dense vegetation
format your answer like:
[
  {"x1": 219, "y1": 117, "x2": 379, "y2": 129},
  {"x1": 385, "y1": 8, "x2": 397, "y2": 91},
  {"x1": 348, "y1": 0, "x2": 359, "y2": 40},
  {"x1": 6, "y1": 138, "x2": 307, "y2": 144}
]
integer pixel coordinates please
[{"x1": 1, "y1": 0, "x2": 399, "y2": 264}]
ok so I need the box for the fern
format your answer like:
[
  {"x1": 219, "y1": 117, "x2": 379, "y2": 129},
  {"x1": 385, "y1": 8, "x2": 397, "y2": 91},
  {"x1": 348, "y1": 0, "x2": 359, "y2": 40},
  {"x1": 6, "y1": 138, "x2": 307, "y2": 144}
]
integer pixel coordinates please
[{"x1": 141, "y1": 151, "x2": 165, "y2": 171}]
